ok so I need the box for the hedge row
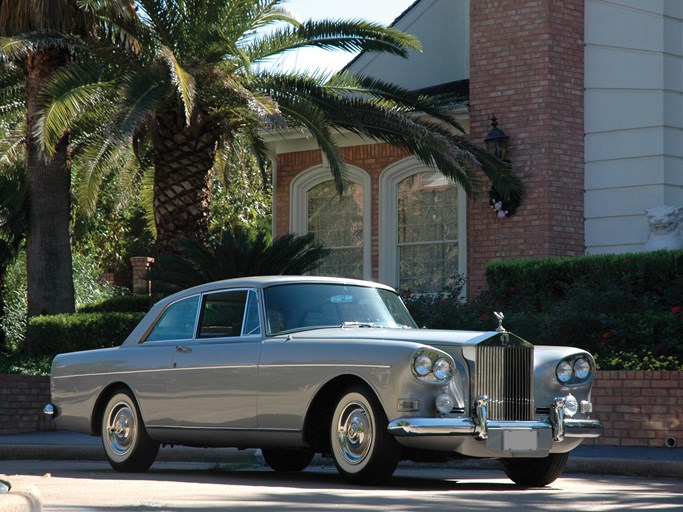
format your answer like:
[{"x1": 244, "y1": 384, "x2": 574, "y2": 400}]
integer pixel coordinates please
[
  {"x1": 23, "y1": 311, "x2": 145, "y2": 357},
  {"x1": 406, "y1": 250, "x2": 683, "y2": 370}
]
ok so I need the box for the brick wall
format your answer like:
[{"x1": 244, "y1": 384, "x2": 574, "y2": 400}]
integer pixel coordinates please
[
  {"x1": 468, "y1": 0, "x2": 586, "y2": 293},
  {"x1": 585, "y1": 371, "x2": 683, "y2": 448},
  {"x1": 0, "y1": 374, "x2": 54, "y2": 435},
  {"x1": 1, "y1": 372, "x2": 681, "y2": 448}
]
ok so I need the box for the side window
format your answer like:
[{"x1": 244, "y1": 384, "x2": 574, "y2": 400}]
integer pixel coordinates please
[
  {"x1": 146, "y1": 295, "x2": 200, "y2": 342},
  {"x1": 198, "y1": 290, "x2": 250, "y2": 338},
  {"x1": 243, "y1": 290, "x2": 261, "y2": 336}
]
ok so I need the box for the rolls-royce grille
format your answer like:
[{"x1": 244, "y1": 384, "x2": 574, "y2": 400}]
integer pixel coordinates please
[{"x1": 474, "y1": 342, "x2": 534, "y2": 421}]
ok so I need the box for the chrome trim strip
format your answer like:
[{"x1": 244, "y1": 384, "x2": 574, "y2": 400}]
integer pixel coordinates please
[
  {"x1": 55, "y1": 362, "x2": 390, "y2": 380},
  {"x1": 258, "y1": 364, "x2": 391, "y2": 369},
  {"x1": 53, "y1": 365, "x2": 258, "y2": 380},
  {"x1": 148, "y1": 425, "x2": 301, "y2": 433}
]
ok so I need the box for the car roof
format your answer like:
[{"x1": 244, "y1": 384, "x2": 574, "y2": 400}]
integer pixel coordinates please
[{"x1": 159, "y1": 275, "x2": 398, "y2": 304}]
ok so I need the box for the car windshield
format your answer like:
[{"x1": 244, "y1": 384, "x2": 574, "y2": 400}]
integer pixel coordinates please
[{"x1": 263, "y1": 283, "x2": 417, "y2": 335}]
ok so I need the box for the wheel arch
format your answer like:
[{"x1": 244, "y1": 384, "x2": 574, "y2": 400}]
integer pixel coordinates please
[
  {"x1": 303, "y1": 374, "x2": 380, "y2": 454},
  {"x1": 91, "y1": 382, "x2": 135, "y2": 436}
]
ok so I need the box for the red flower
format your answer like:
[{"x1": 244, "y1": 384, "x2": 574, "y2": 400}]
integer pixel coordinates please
[
  {"x1": 601, "y1": 331, "x2": 611, "y2": 340},
  {"x1": 404, "y1": 291, "x2": 412, "y2": 298},
  {"x1": 598, "y1": 341, "x2": 607, "y2": 349},
  {"x1": 672, "y1": 305, "x2": 682, "y2": 315},
  {"x1": 480, "y1": 313, "x2": 490, "y2": 321}
]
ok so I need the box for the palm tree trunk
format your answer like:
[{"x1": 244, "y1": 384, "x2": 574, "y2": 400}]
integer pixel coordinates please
[
  {"x1": 25, "y1": 48, "x2": 75, "y2": 317},
  {"x1": 153, "y1": 110, "x2": 218, "y2": 254}
]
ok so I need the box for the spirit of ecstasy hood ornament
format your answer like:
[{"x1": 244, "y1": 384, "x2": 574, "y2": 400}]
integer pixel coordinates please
[{"x1": 494, "y1": 311, "x2": 506, "y2": 333}]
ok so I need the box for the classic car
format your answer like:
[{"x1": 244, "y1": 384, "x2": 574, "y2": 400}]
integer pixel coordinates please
[{"x1": 44, "y1": 276, "x2": 603, "y2": 485}]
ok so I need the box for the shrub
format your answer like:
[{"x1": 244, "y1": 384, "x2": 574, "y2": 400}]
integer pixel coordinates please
[
  {"x1": 78, "y1": 294, "x2": 151, "y2": 313},
  {"x1": 404, "y1": 251, "x2": 683, "y2": 371},
  {"x1": 24, "y1": 311, "x2": 145, "y2": 358}
]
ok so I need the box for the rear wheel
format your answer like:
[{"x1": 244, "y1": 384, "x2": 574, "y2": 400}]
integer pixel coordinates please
[
  {"x1": 330, "y1": 386, "x2": 401, "y2": 485},
  {"x1": 101, "y1": 391, "x2": 159, "y2": 472},
  {"x1": 262, "y1": 448, "x2": 314, "y2": 472},
  {"x1": 501, "y1": 452, "x2": 569, "y2": 486}
]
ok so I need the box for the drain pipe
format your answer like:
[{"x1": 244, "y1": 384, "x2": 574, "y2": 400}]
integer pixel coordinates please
[{"x1": 665, "y1": 437, "x2": 677, "y2": 448}]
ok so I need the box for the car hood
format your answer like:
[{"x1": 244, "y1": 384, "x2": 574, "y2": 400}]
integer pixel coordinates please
[{"x1": 276, "y1": 327, "x2": 497, "y2": 346}]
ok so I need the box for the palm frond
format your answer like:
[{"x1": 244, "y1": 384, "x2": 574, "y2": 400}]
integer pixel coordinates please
[
  {"x1": 36, "y1": 62, "x2": 118, "y2": 157},
  {"x1": 245, "y1": 19, "x2": 421, "y2": 65}
]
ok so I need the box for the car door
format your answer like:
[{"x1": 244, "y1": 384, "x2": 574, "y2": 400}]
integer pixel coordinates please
[{"x1": 165, "y1": 288, "x2": 262, "y2": 430}]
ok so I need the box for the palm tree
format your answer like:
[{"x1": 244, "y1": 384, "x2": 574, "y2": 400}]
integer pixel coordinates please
[
  {"x1": 0, "y1": 0, "x2": 95, "y2": 317},
  {"x1": 35, "y1": 0, "x2": 522, "y2": 255},
  {"x1": 152, "y1": 227, "x2": 329, "y2": 296}
]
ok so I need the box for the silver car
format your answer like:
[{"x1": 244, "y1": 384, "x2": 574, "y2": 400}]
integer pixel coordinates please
[{"x1": 44, "y1": 276, "x2": 603, "y2": 485}]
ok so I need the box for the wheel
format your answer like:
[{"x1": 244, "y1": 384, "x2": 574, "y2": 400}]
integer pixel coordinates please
[
  {"x1": 101, "y1": 391, "x2": 159, "y2": 472},
  {"x1": 330, "y1": 386, "x2": 401, "y2": 485},
  {"x1": 501, "y1": 452, "x2": 569, "y2": 486},
  {"x1": 262, "y1": 448, "x2": 314, "y2": 472}
]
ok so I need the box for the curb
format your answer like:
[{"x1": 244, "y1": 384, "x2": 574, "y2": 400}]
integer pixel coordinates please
[
  {"x1": 0, "y1": 483, "x2": 41, "y2": 512},
  {"x1": 2, "y1": 442, "x2": 682, "y2": 480}
]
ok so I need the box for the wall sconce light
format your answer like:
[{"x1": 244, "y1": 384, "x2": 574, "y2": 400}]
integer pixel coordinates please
[{"x1": 484, "y1": 114, "x2": 510, "y2": 161}]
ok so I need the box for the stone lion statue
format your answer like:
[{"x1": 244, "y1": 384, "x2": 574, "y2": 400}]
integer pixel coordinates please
[{"x1": 644, "y1": 205, "x2": 683, "y2": 251}]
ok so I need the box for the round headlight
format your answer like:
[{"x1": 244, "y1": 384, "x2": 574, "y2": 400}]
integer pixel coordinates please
[
  {"x1": 556, "y1": 360, "x2": 573, "y2": 383},
  {"x1": 414, "y1": 354, "x2": 433, "y2": 376},
  {"x1": 563, "y1": 394, "x2": 578, "y2": 417},
  {"x1": 435, "y1": 392, "x2": 455, "y2": 414},
  {"x1": 574, "y1": 357, "x2": 591, "y2": 380},
  {"x1": 433, "y1": 358, "x2": 453, "y2": 381}
]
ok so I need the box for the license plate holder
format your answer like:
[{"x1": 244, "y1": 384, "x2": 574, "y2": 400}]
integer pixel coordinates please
[{"x1": 502, "y1": 429, "x2": 538, "y2": 451}]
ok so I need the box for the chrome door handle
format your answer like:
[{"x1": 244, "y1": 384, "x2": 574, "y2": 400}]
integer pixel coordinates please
[{"x1": 175, "y1": 345, "x2": 192, "y2": 353}]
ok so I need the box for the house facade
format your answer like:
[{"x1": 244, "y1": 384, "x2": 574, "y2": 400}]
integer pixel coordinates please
[{"x1": 265, "y1": 0, "x2": 683, "y2": 294}]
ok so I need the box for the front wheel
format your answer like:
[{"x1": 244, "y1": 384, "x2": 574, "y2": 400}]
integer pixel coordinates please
[
  {"x1": 330, "y1": 386, "x2": 401, "y2": 485},
  {"x1": 501, "y1": 452, "x2": 569, "y2": 486},
  {"x1": 101, "y1": 391, "x2": 159, "y2": 472}
]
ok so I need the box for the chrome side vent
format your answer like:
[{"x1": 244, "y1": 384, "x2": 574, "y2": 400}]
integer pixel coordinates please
[{"x1": 473, "y1": 333, "x2": 534, "y2": 421}]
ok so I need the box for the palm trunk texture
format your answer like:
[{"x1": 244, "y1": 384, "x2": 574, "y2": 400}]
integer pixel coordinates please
[
  {"x1": 25, "y1": 48, "x2": 75, "y2": 318},
  {"x1": 153, "y1": 110, "x2": 218, "y2": 255}
]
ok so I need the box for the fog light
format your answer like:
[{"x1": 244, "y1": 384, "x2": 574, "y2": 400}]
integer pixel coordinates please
[
  {"x1": 563, "y1": 394, "x2": 578, "y2": 417},
  {"x1": 435, "y1": 392, "x2": 455, "y2": 415}
]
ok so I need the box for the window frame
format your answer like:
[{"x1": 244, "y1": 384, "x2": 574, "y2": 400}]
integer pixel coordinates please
[
  {"x1": 290, "y1": 165, "x2": 372, "y2": 280},
  {"x1": 379, "y1": 158, "x2": 467, "y2": 292},
  {"x1": 142, "y1": 288, "x2": 261, "y2": 344}
]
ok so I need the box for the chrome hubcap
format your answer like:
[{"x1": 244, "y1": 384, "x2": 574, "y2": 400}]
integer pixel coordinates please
[
  {"x1": 106, "y1": 403, "x2": 135, "y2": 456},
  {"x1": 337, "y1": 401, "x2": 372, "y2": 465}
]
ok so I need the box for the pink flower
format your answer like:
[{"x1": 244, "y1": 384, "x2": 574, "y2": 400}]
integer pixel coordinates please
[
  {"x1": 672, "y1": 305, "x2": 682, "y2": 315},
  {"x1": 601, "y1": 331, "x2": 611, "y2": 340}
]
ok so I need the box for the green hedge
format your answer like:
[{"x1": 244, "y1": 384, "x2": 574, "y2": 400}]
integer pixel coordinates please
[
  {"x1": 406, "y1": 250, "x2": 683, "y2": 370},
  {"x1": 24, "y1": 311, "x2": 145, "y2": 357},
  {"x1": 77, "y1": 294, "x2": 152, "y2": 313}
]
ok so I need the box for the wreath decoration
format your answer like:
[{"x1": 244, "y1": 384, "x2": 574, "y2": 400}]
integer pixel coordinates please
[{"x1": 489, "y1": 186, "x2": 521, "y2": 219}]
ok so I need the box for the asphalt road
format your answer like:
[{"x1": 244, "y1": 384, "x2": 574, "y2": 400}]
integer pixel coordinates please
[{"x1": 2, "y1": 458, "x2": 683, "y2": 511}]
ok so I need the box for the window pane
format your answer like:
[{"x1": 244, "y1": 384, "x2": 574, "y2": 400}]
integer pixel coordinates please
[
  {"x1": 243, "y1": 290, "x2": 261, "y2": 336},
  {"x1": 146, "y1": 295, "x2": 199, "y2": 342},
  {"x1": 308, "y1": 181, "x2": 364, "y2": 279},
  {"x1": 199, "y1": 290, "x2": 248, "y2": 338},
  {"x1": 397, "y1": 172, "x2": 458, "y2": 291}
]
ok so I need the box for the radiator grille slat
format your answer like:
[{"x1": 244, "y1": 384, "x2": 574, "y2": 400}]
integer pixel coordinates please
[{"x1": 474, "y1": 343, "x2": 534, "y2": 421}]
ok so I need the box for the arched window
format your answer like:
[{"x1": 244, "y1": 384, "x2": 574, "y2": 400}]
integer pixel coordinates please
[
  {"x1": 380, "y1": 159, "x2": 466, "y2": 292},
  {"x1": 290, "y1": 166, "x2": 371, "y2": 280}
]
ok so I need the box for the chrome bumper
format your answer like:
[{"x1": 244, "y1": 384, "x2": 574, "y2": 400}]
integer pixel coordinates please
[{"x1": 388, "y1": 395, "x2": 604, "y2": 442}]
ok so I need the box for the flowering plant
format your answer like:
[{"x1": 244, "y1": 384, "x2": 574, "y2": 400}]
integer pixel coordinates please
[{"x1": 489, "y1": 186, "x2": 520, "y2": 219}]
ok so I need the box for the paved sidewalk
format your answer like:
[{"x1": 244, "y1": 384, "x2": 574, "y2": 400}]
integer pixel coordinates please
[{"x1": 1, "y1": 430, "x2": 682, "y2": 479}]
